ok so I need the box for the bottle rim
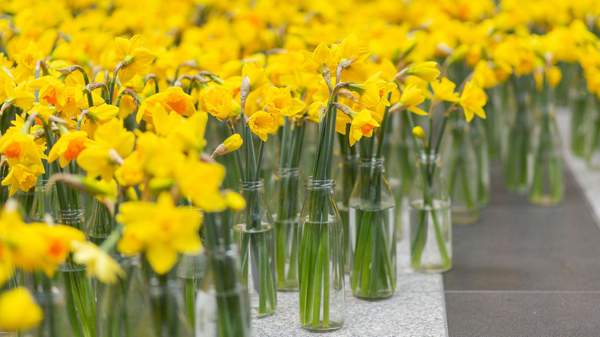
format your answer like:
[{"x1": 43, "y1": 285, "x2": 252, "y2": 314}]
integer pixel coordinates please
[
  {"x1": 240, "y1": 179, "x2": 264, "y2": 190},
  {"x1": 276, "y1": 167, "x2": 300, "y2": 176},
  {"x1": 358, "y1": 157, "x2": 385, "y2": 167},
  {"x1": 304, "y1": 177, "x2": 335, "y2": 190}
]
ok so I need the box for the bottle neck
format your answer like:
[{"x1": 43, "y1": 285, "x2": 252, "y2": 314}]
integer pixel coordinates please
[
  {"x1": 240, "y1": 179, "x2": 264, "y2": 192},
  {"x1": 305, "y1": 177, "x2": 335, "y2": 192},
  {"x1": 417, "y1": 152, "x2": 440, "y2": 168},
  {"x1": 276, "y1": 167, "x2": 300, "y2": 178}
]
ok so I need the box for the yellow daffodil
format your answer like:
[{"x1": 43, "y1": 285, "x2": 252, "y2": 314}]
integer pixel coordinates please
[
  {"x1": 224, "y1": 190, "x2": 246, "y2": 211},
  {"x1": 77, "y1": 119, "x2": 134, "y2": 181},
  {"x1": 405, "y1": 62, "x2": 440, "y2": 82},
  {"x1": 262, "y1": 86, "x2": 305, "y2": 118},
  {"x1": 113, "y1": 35, "x2": 155, "y2": 83},
  {"x1": 459, "y1": 81, "x2": 487, "y2": 122},
  {"x1": 247, "y1": 110, "x2": 279, "y2": 142},
  {"x1": 431, "y1": 77, "x2": 460, "y2": 103},
  {"x1": 176, "y1": 158, "x2": 227, "y2": 212},
  {"x1": 88, "y1": 104, "x2": 119, "y2": 122},
  {"x1": 349, "y1": 109, "x2": 380, "y2": 146},
  {"x1": 0, "y1": 287, "x2": 42, "y2": 331},
  {"x1": 48, "y1": 131, "x2": 89, "y2": 168},
  {"x1": 399, "y1": 84, "x2": 427, "y2": 116},
  {"x1": 71, "y1": 241, "x2": 124, "y2": 284},
  {"x1": 198, "y1": 84, "x2": 240, "y2": 121},
  {"x1": 117, "y1": 193, "x2": 202, "y2": 274}
]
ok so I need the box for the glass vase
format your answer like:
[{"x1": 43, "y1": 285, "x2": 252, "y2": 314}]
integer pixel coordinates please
[
  {"x1": 443, "y1": 119, "x2": 480, "y2": 224},
  {"x1": 58, "y1": 262, "x2": 96, "y2": 337},
  {"x1": 200, "y1": 211, "x2": 251, "y2": 337},
  {"x1": 234, "y1": 180, "x2": 276, "y2": 318},
  {"x1": 504, "y1": 76, "x2": 532, "y2": 193},
  {"x1": 19, "y1": 273, "x2": 73, "y2": 337},
  {"x1": 529, "y1": 111, "x2": 564, "y2": 206},
  {"x1": 177, "y1": 253, "x2": 208, "y2": 330},
  {"x1": 570, "y1": 89, "x2": 592, "y2": 158},
  {"x1": 472, "y1": 119, "x2": 490, "y2": 207},
  {"x1": 334, "y1": 154, "x2": 358, "y2": 274},
  {"x1": 28, "y1": 179, "x2": 58, "y2": 222},
  {"x1": 348, "y1": 158, "x2": 396, "y2": 299},
  {"x1": 86, "y1": 199, "x2": 115, "y2": 245},
  {"x1": 392, "y1": 112, "x2": 417, "y2": 243},
  {"x1": 97, "y1": 257, "x2": 150, "y2": 337},
  {"x1": 410, "y1": 153, "x2": 452, "y2": 273},
  {"x1": 145, "y1": 273, "x2": 194, "y2": 337},
  {"x1": 273, "y1": 167, "x2": 302, "y2": 291},
  {"x1": 298, "y1": 178, "x2": 344, "y2": 331},
  {"x1": 585, "y1": 97, "x2": 600, "y2": 170}
]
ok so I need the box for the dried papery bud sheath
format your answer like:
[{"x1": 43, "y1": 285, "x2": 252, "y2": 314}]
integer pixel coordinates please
[
  {"x1": 108, "y1": 148, "x2": 124, "y2": 165},
  {"x1": 211, "y1": 133, "x2": 243, "y2": 158},
  {"x1": 240, "y1": 76, "x2": 251, "y2": 105}
]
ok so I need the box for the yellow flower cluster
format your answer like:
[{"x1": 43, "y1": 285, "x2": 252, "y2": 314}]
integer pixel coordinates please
[
  {"x1": 0, "y1": 0, "x2": 597, "y2": 331},
  {"x1": 0, "y1": 201, "x2": 122, "y2": 331}
]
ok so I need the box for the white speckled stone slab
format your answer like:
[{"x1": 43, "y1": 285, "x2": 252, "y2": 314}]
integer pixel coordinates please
[
  {"x1": 557, "y1": 109, "x2": 600, "y2": 223},
  {"x1": 252, "y1": 240, "x2": 448, "y2": 337}
]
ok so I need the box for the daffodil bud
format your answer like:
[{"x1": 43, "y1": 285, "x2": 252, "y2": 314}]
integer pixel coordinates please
[
  {"x1": 405, "y1": 61, "x2": 440, "y2": 82},
  {"x1": 412, "y1": 126, "x2": 426, "y2": 140},
  {"x1": 212, "y1": 133, "x2": 243, "y2": 157},
  {"x1": 225, "y1": 190, "x2": 246, "y2": 211}
]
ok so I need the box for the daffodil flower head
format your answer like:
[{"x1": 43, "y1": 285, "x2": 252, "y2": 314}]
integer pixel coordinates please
[
  {"x1": 0, "y1": 287, "x2": 42, "y2": 331},
  {"x1": 247, "y1": 110, "x2": 279, "y2": 142},
  {"x1": 459, "y1": 81, "x2": 487, "y2": 122},
  {"x1": 405, "y1": 61, "x2": 440, "y2": 82},
  {"x1": 431, "y1": 77, "x2": 460, "y2": 103},
  {"x1": 117, "y1": 193, "x2": 202, "y2": 274},
  {"x1": 48, "y1": 131, "x2": 89, "y2": 168},
  {"x1": 72, "y1": 241, "x2": 124, "y2": 284},
  {"x1": 349, "y1": 109, "x2": 380, "y2": 146}
]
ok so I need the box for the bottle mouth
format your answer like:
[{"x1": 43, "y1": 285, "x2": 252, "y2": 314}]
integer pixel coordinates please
[
  {"x1": 240, "y1": 179, "x2": 264, "y2": 191},
  {"x1": 359, "y1": 157, "x2": 384, "y2": 167},
  {"x1": 276, "y1": 167, "x2": 300, "y2": 176},
  {"x1": 305, "y1": 177, "x2": 335, "y2": 190},
  {"x1": 418, "y1": 152, "x2": 439, "y2": 163}
]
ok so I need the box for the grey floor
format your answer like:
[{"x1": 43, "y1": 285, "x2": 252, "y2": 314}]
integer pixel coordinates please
[{"x1": 444, "y1": 165, "x2": 600, "y2": 337}]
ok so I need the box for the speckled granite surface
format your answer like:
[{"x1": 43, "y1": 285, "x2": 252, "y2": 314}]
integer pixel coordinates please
[{"x1": 252, "y1": 271, "x2": 447, "y2": 337}]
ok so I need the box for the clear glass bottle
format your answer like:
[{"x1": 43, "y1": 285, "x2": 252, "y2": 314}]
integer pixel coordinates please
[
  {"x1": 585, "y1": 97, "x2": 600, "y2": 170},
  {"x1": 58, "y1": 262, "x2": 96, "y2": 337},
  {"x1": 472, "y1": 119, "x2": 490, "y2": 207},
  {"x1": 199, "y1": 211, "x2": 251, "y2": 337},
  {"x1": 145, "y1": 274, "x2": 194, "y2": 337},
  {"x1": 273, "y1": 167, "x2": 302, "y2": 291},
  {"x1": 504, "y1": 76, "x2": 533, "y2": 193},
  {"x1": 348, "y1": 158, "x2": 396, "y2": 299},
  {"x1": 86, "y1": 199, "x2": 115, "y2": 245},
  {"x1": 28, "y1": 179, "x2": 58, "y2": 222},
  {"x1": 97, "y1": 257, "x2": 150, "y2": 337},
  {"x1": 177, "y1": 253, "x2": 208, "y2": 329},
  {"x1": 334, "y1": 154, "x2": 358, "y2": 274},
  {"x1": 298, "y1": 178, "x2": 344, "y2": 331},
  {"x1": 529, "y1": 83, "x2": 564, "y2": 206},
  {"x1": 234, "y1": 180, "x2": 276, "y2": 318},
  {"x1": 19, "y1": 273, "x2": 73, "y2": 337},
  {"x1": 570, "y1": 73, "x2": 591, "y2": 158},
  {"x1": 410, "y1": 153, "x2": 452, "y2": 273},
  {"x1": 442, "y1": 119, "x2": 480, "y2": 224}
]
